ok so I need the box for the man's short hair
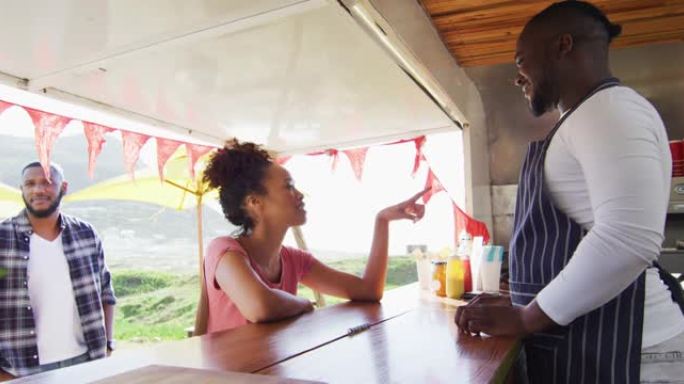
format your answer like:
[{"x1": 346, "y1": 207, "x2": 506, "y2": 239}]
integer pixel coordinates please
[
  {"x1": 529, "y1": 1, "x2": 622, "y2": 43},
  {"x1": 21, "y1": 161, "x2": 65, "y2": 181}
]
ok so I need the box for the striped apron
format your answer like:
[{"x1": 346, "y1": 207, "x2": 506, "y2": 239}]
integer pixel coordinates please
[{"x1": 509, "y1": 79, "x2": 646, "y2": 383}]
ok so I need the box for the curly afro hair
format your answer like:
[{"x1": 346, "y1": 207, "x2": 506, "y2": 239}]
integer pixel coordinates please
[{"x1": 203, "y1": 139, "x2": 273, "y2": 234}]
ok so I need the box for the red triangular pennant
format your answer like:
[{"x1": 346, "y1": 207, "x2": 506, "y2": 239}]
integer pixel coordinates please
[
  {"x1": 453, "y1": 201, "x2": 490, "y2": 245},
  {"x1": 422, "y1": 166, "x2": 445, "y2": 204},
  {"x1": 187, "y1": 144, "x2": 214, "y2": 180},
  {"x1": 412, "y1": 136, "x2": 427, "y2": 176},
  {"x1": 26, "y1": 108, "x2": 71, "y2": 182},
  {"x1": 342, "y1": 147, "x2": 369, "y2": 181},
  {"x1": 121, "y1": 130, "x2": 151, "y2": 179},
  {"x1": 326, "y1": 149, "x2": 339, "y2": 171},
  {"x1": 156, "y1": 138, "x2": 183, "y2": 181},
  {"x1": 83, "y1": 122, "x2": 115, "y2": 179},
  {"x1": 0, "y1": 100, "x2": 13, "y2": 114}
]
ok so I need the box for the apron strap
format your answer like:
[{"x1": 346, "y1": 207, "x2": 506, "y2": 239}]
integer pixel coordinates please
[{"x1": 653, "y1": 261, "x2": 684, "y2": 315}]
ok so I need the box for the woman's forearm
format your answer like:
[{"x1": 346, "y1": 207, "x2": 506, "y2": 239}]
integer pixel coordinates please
[
  {"x1": 253, "y1": 289, "x2": 312, "y2": 323},
  {"x1": 358, "y1": 215, "x2": 390, "y2": 301}
]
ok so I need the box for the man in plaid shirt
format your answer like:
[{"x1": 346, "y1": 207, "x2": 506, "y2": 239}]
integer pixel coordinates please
[{"x1": 0, "y1": 162, "x2": 116, "y2": 377}]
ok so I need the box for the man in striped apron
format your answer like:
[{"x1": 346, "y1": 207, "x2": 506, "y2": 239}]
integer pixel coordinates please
[{"x1": 455, "y1": 2, "x2": 684, "y2": 383}]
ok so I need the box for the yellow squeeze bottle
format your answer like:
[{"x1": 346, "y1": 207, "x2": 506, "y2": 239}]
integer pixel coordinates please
[{"x1": 446, "y1": 254, "x2": 465, "y2": 299}]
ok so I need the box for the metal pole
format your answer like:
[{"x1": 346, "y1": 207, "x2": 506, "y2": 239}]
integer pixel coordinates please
[
  {"x1": 193, "y1": 194, "x2": 209, "y2": 336},
  {"x1": 291, "y1": 226, "x2": 326, "y2": 307}
]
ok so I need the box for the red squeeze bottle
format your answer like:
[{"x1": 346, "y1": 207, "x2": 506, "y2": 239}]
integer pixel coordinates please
[{"x1": 462, "y1": 257, "x2": 472, "y2": 292}]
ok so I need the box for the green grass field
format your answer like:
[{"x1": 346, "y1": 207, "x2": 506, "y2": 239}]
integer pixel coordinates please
[{"x1": 112, "y1": 256, "x2": 418, "y2": 348}]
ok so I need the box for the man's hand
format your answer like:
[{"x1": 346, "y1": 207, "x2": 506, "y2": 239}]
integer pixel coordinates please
[
  {"x1": 455, "y1": 296, "x2": 556, "y2": 337},
  {"x1": 455, "y1": 303, "x2": 527, "y2": 337}
]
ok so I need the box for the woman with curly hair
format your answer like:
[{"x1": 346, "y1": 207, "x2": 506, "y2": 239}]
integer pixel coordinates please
[{"x1": 199, "y1": 140, "x2": 426, "y2": 334}]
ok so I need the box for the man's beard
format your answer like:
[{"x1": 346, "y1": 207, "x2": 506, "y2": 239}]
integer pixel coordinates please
[
  {"x1": 528, "y1": 66, "x2": 557, "y2": 117},
  {"x1": 529, "y1": 80, "x2": 555, "y2": 117},
  {"x1": 529, "y1": 92, "x2": 550, "y2": 117},
  {"x1": 23, "y1": 191, "x2": 63, "y2": 218}
]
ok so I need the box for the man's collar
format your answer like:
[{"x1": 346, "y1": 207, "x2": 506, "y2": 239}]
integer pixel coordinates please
[{"x1": 13, "y1": 209, "x2": 66, "y2": 235}]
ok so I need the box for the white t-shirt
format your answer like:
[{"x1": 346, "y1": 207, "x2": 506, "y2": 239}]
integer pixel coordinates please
[
  {"x1": 538, "y1": 85, "x2": 684, "y2": 348},
  {"x1": 27, "y1": 233, "x2": 88, "y2": 365}
]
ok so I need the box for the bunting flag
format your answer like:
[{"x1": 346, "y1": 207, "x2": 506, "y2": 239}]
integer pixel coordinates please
[
  {"x1": 383, "y1": 135, "x2": 426, "y2": 177},
  {"x1": 187, "y1": 144, "x2": 214, "y2": 180},
  {"x1": 309, "y1": 149, "x2": 340, "y2": 171},
  {"x1": 26, "y1": 108, "x2": 71, "y2": 182},
  {"x1": 156, "y1": 138, "x2": 183, "y2": 181},
  {"x1": 421, "y1": 154, "x2": 491, "y2": 245},
  {"x1": 275, "y1": 156, "x2": 291, "y2": 166},
  {"x1": 121, "y1": 130, "x2": 151, "y2": 179},
  {"x1": 342, "y1": 147, "x2": 369, "y2": 181},
  {"x1": 83, "y1": 122, "x2": 115, "y2": 179},
  {"x1": 327, "y1": 149, "x2": 340, "y2": 171},
  {"x1": 412, "y1": 136, "x2": 426, "y2": 176},
  {"x1": 453, "y1": 202, "x2": 491, "y2": 245},
  {"x1": 0, "y1": 100, "x2": 13, "y2": 114},
  {"x1": 422, "y1": 166, "x2": 445, "y2": 204}
]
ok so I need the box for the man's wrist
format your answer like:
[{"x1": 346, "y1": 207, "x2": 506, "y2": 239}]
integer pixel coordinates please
[{"x1": 521, "y1": 300, "x2": 556, "y2": 335}]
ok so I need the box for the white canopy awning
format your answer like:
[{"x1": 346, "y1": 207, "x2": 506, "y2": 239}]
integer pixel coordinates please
[{"x1": 0, "y1": 0, "x2": 466, "y2": 154}]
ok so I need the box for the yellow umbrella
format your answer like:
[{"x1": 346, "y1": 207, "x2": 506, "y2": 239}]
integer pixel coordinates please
[
  {"x1": 0, "y1": 182, "x2": 24, "y2": 219},
  {"x1": 65, "y1": 154, "x2": 217, "y2": 266}
]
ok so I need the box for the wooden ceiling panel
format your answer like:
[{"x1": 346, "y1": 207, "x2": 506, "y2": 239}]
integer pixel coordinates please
[{"x1": 419, "y1": 0, "x2": 684, "y2": 67}]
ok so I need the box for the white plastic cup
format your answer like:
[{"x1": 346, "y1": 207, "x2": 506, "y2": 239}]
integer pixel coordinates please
[
  {"x1": 470, "y1": 237, "x2": 484, "y2": 291},
  {"x1": 480, "y1": 245, "x2": 504, "y2": 293},
  {"x1": 416, "y1": 258, "x2": 431, "y2": 290}
]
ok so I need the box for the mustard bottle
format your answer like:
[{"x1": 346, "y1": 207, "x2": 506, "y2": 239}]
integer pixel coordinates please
[{"x1": 446, "y1": 254, "x2": 465, "y2": 299}]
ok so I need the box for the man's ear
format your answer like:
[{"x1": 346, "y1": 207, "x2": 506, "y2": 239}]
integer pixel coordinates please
[
  {"x1": 556, "y1": 33, "x2": 574, "y2": 59},
  {"x1": 61, "y1": 181, "x2": 68, "y2": 196}
]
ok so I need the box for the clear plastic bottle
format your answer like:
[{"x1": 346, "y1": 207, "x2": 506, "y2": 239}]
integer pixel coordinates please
[{"x1": 456, "y1": 231, "x2": 473, "y2": 293}]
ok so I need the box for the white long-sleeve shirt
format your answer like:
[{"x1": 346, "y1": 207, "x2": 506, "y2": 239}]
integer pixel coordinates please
[{"x1": 537, "y1": 85, "x2": 684, "y2": 348}]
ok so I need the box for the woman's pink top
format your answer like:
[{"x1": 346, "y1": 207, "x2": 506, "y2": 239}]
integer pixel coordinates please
[{"x1": 204, "y1": 236, "x2": 314, "y2": 333}]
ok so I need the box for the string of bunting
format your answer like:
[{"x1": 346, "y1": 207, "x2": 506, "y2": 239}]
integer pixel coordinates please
[
  {"x1": 0, "y1": 98, "x2": 216, "y2": 183},
  {"x1": 0, "y1": 97, "x2": 489, "y2": 242}
]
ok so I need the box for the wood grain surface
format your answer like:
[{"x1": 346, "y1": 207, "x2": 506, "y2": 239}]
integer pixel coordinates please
[
  {"x1": 90, "y1": 365, "x2": 321, "y2": 384},
  {"x1": 258, "y1": 299, "x2": 519, "y2": 384},
  {"x1": 1, "y1": 284, "x2": 519, "y2": 384},
  {"x1": 419, "y1": 0, "x2": 684, "y2": 66}
]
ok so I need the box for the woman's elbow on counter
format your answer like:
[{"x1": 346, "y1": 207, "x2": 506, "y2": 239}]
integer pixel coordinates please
[
  {"x1": 242, "y1": 304, "x2": 273, "y2": 323},
  {"x1": 349, "y1": 287, "x2": 383, "y2": 302}
]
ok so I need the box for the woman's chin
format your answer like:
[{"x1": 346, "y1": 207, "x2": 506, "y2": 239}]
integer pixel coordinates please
[{"x1": 296, "y1": 213, "x2": 307, "y2": 226}]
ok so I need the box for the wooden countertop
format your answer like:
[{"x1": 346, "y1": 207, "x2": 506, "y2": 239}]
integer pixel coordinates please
[{"x1": 1, "y1": 284, "x2": 519, "y2": 383}]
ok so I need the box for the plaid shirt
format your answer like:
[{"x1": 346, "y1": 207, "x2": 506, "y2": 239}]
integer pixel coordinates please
[{"x1": 0, "y1": 210, "x2": 116, "y2": 376}]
